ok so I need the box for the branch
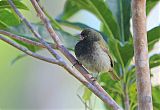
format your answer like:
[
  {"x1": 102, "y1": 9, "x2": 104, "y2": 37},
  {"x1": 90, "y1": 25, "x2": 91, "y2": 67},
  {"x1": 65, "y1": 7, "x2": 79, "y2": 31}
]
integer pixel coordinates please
[
  {"x1": 7, "y1": 0, "x2": 61, "y2": 60},
  {"x1": 0, "y1": 30, "x2": 57, "y2": 49},
  {"x1": 30, "y1": 0, "x2": 121, "y2": 109},
  {"x1": 30, "y1": 0, "x2": 101, "y2": 91},
  {"x1": 7, "y1": 0, "x2": 122, "y2": 109},
  {"x1": 124, "y1": 84, "x2": 130, "y2": 110},
  {"x1": 0, "y1": 34, "x2": 121, "y2": 110},
  {"x1": 0, "y1": 35, "x2": 60, "y2": 65},
  {"x1": 0, "y1": 34, "x2": 91, "y2": 92},
  {"x1": 131, "y1": 0, "x2": 153, "y2": 110}
]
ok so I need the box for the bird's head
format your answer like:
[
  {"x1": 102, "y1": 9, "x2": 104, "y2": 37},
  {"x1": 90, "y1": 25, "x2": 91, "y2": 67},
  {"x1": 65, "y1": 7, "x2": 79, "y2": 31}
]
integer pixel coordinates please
[{"x1": 80, "y1": 28, "x2": 101, "y2": 42}]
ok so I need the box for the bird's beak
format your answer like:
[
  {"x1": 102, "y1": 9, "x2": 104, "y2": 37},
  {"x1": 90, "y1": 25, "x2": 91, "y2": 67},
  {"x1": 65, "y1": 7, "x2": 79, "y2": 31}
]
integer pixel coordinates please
[
  {"x1": 80, "y1": 34, "x2": 84, "y2": 40},
  {"x1": 74, "y1": 33, "x2": 84, "y2": 41}
]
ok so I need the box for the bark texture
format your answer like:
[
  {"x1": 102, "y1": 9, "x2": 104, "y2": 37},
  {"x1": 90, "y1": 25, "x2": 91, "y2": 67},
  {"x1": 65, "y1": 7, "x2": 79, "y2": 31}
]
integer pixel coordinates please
[{"x1": 131, "y1": 0, "x2": 153, "y2": 110}]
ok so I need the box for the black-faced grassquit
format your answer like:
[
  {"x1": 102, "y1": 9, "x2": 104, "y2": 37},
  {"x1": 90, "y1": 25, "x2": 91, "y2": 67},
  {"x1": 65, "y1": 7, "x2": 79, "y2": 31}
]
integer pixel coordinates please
[{"x1": 75, "y1": 28, "x2": 120, "y2": 80}]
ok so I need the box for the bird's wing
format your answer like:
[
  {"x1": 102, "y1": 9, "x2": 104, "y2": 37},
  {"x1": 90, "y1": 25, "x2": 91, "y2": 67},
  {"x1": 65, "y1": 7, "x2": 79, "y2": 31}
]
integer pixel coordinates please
[{"x1": 98, "y1": 40, "x2": 114, "y2": 67}]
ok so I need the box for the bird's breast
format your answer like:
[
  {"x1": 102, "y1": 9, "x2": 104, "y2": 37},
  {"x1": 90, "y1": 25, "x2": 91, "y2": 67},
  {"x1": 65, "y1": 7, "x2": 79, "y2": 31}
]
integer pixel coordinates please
[{"x1": 75, "y1": 41, "x2": 111, "y2": 73}]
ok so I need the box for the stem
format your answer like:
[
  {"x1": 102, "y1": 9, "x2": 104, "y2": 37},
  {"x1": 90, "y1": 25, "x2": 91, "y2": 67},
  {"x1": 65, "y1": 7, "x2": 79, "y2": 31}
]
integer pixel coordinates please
[
  {"x1": 6, "y1": 0, "x2": 122, "y2": 109},
  {"x1": 131, "y1": 0, "x2": 153, "y2": 110},
  {"x1": 123, "y1": 84, "x2": 130, "y2": 110},
  {"x1": 0, "y1": 35, "x2": 60, "y2": 65},
  {"x1": 0, "y1": 30, "x2": 57, "y2": 49},
  {"x1": 8, "y1": 0, "x2": 61, "y2": 60},
  {"x1": 30, "y1": 0, "x2": 122, "y2": 109}
]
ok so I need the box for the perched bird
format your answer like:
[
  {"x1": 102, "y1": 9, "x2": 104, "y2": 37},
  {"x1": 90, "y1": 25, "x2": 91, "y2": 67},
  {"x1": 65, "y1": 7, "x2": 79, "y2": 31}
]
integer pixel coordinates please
[{"x1": 75, "y1": 28, "x2": 120, "y2": 80}]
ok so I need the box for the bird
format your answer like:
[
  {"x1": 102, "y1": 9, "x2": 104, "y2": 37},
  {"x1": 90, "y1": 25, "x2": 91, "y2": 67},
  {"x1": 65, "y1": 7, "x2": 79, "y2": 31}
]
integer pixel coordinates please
[{"x1": 74, "y1": 28, "x2": 120, "y2": 80}]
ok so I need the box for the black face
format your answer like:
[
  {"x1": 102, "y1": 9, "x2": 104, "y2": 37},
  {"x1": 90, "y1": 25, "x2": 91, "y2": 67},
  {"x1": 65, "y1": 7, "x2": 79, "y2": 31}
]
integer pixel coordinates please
[
  {"x1": 80, "y1": 29, "x2": 91, "y2": 40},
  {"x1": 80, "y1": 28, "x2": 100, "y2": 41}
]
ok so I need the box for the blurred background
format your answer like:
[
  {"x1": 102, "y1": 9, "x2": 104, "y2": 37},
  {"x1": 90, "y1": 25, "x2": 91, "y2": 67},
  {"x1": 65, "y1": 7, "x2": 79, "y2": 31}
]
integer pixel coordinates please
[{"x1": 0, "y1": 0, "x2": 160, "y2": 110}]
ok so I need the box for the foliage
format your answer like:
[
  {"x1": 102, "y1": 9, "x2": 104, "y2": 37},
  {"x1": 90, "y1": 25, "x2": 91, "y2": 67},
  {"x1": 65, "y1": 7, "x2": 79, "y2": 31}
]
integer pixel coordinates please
[{"x1": 0, "y1": 0, "x2": 160, "y2": 110}]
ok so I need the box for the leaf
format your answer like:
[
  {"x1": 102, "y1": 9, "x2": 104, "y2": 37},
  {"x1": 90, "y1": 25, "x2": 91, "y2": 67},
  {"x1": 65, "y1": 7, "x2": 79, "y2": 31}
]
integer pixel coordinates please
[
  {"x1": 146, "y1": 0, "x2": 160, "y2": 15},
  {"x1": 147, "y1": 26, "x2": 160, "y2": 51},
  {"x1": 56, "y1": 19, "x2": 108, "y2": 41},
  {"x1": 60, "y1": 0, "x2": 121, "y2": 40},
  {"x1": 0, "y1": 0, "x2": 29, "y2": 10},
  {"x1": 106, "y1": 0, "x2": 132, "y2": 42},
  {"x1": 11, "y1": 54, "x2": 27, "y2": 65},
  {"x1": 88, "y1": 0, "x2": 121, "y2": 40},
  {"x1": 56, "y1": 19, "x2": 91, "y2": 30},
  {"x1": 99, "y1": 73, "x2": 123, "y2": 106},
  {"x1": 59, "y1": 0, "x2": 81, "y2": 20},
  {"x1": 149, "y1": 54, "x2": 160, "y2": 68},
  {"x1": 152, "y1": 86, "x2": 160, "y2": 110},
  {"x1": 0, "y1": 20, "x2": 8, "y2": 29},
  {"x1": 118, "y1": 41, "x2": 134, "y2": 67},
  {"x1": 7, "y1": 23, "x2": 78, "y2": 51},
  {"x1": 82, "y1": 87, "x2": 92, "y2": 101},
  {"x1": 0, "y1": 10, "x2": 20, "y2": 27},
  {"x1": 56, "y1": 29, "x2": 78, "y2": 50},
  {"x1": 42, "y1": 8, "x2": 62, "y2": 30},
  {"x1": 108, "y1": 38, "x2": 125, "y2": 73}
]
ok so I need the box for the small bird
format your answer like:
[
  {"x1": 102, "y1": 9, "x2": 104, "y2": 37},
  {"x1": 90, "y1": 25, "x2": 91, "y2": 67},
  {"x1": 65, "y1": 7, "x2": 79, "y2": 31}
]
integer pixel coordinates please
[{"x1": 75, "y1": 28, "x2": 120, "y2": 80}]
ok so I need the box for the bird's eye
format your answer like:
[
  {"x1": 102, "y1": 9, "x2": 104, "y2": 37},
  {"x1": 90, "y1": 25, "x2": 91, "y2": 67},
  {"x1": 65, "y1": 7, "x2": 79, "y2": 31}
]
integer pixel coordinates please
[{"x1": 81, "y1": 33, "x2": 84, "y2": 36}]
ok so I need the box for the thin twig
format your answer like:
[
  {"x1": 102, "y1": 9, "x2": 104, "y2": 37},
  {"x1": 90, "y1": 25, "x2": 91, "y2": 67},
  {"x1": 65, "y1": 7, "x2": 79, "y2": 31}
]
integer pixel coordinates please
[
  {"x1": 30, "y1": 0, "x2": 121, "y2": 109},
  {"x1": 123, "y1": 83, "x2": 130, "y2": 110},
  {"x1": 0, "y1": 35, "x2": 60, "y2": 65},
  {"x1": 0, "y1": 33, "x2": 88, "y2": 88},
  {"x1": 6, "y1": 0, "x2": 122, "y2": 109},
  {"x1": 0, "y1": 34, "x2": 90, "y2": 87},
  {"x1": 30, "y1": 0, "x2": 99, "y2": 90},
  {"x1": 7, "y1": 0, "x2": 61, "y2": 60},
  {"x1": 0, "y1": 30, "x2": 57, "y2": 49}
]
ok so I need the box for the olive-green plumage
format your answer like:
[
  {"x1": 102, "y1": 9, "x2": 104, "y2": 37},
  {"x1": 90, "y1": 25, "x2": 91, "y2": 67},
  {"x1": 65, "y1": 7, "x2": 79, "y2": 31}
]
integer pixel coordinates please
[{"x1": 75, "y1": 28, "x2": 120, "y2": 80}]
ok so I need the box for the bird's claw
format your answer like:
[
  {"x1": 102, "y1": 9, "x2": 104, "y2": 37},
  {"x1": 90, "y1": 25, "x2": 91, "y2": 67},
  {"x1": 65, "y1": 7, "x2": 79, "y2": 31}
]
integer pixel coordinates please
[
  {"x1": 90, "y1": 76, "x2": 97, "y2": 84},
  {"x1": 72, "y1": 60, "x2": 82, "y2": 68}
]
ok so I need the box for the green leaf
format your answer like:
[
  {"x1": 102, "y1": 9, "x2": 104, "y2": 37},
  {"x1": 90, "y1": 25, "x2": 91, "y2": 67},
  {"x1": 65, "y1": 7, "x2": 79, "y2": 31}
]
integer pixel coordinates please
[
  {"x1": 149, "y1": 54, "x2": 160, "y2": 68},
  {"x1": 56, "y1": 19, "x2": 108, "y2": 40},
  {"x1": 82, "y1": 87, "x2": 92, "y2": 101},
  {"x1": 42, "y1": 8, "x2": 62, "y2": 30},
  {"x1": 87, "y1": 0, "x2": 121, "y2": 40},
  {"x1": 99, "y1": 73, "x2": 123, "y2": 106},
  {"x1": 118, "y1": 41, "x2": 134, "y2": 67},
  {"x1": 7, "y1": 23, "x2": 78, "y2": 51},
  {"x1": 56, "y1": 29, "x2": 78, "y2": 50},
  {"x1": 0, "y1": 10, "x2": 20, "y2": 28},
  {"x1": 11, "y1": 54, "x2": 27, "y2": 65},
  {"x1": 61, "y1": 0, "x2": 121, "y2": 40},
  {"x1": 0, "y1": 0, "x2": 29, "y2": 10},
  {"x1": 146, "y1": 0, "x2": 160, "y2": 15},
  {"x1": 152, "y1": 86, "x2": 160, "y2": 110},
  {"x1": 106, "y1": 0, "x2": 132, "y2": 42},
  {"x1": 147, "y1": 26, "x2": 160, "y2": 51},
  {"x1": 0, "y1": 20, "x2": 8, "y2": 29},
  {"x1": 107, "y1": 38, "x2": 125, "y2": 74},
  {"x1": 60, "y1": 0, "x2": 80, "y2": 20},
  {"x1": 56, "y1": 19, "x2": 91, "y2": 30}
]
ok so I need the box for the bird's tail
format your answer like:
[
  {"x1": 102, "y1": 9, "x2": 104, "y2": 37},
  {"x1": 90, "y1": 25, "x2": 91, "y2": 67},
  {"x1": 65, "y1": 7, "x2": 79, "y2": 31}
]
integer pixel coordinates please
[{"x1": 109, "y1": 70, "x2": 120, "y2": 81}]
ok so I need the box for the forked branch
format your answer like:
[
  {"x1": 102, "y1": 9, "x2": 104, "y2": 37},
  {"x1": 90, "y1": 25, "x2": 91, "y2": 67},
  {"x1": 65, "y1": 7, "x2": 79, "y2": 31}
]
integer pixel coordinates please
[{"x1": 1, "y1": 0, "x2": 123, "y2": 109}]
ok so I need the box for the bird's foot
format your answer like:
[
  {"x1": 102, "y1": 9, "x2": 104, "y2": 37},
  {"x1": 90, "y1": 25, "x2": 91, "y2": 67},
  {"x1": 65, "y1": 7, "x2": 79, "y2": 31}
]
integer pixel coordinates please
[
  {"x1": 89, "y1": 76, "x2": 97, "y2": 84},
  {"x1": 72, "y1": 60, "x2": 82, "y2": 67}
]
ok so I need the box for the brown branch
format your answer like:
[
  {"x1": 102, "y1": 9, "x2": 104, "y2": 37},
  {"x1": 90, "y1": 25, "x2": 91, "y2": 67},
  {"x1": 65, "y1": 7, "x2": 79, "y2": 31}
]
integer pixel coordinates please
[
  {"x1": 131, "y1": 0, "x2": 153, "y2": 110},
  {"x1": 0, "y1": 34, "x2": 88, "y2": 91},
  {"x1": 30, "y1": 0, "x2": 121, "y2": 109},
  {"x1": 0, "y1": 35, "x2": 60, "y2": 65},
  {"x1": 0, "y1": 33, "x2": 121, "y2": 110},
  {"x1": 7, "y1": 0, "x2": 61, "y2": 60},
  {"x1": 0, "y1": 30, "x2": 57, "y2": 49},
  {"x1": 6, "y1": 0, "x2": 122, "y2": 109}
]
